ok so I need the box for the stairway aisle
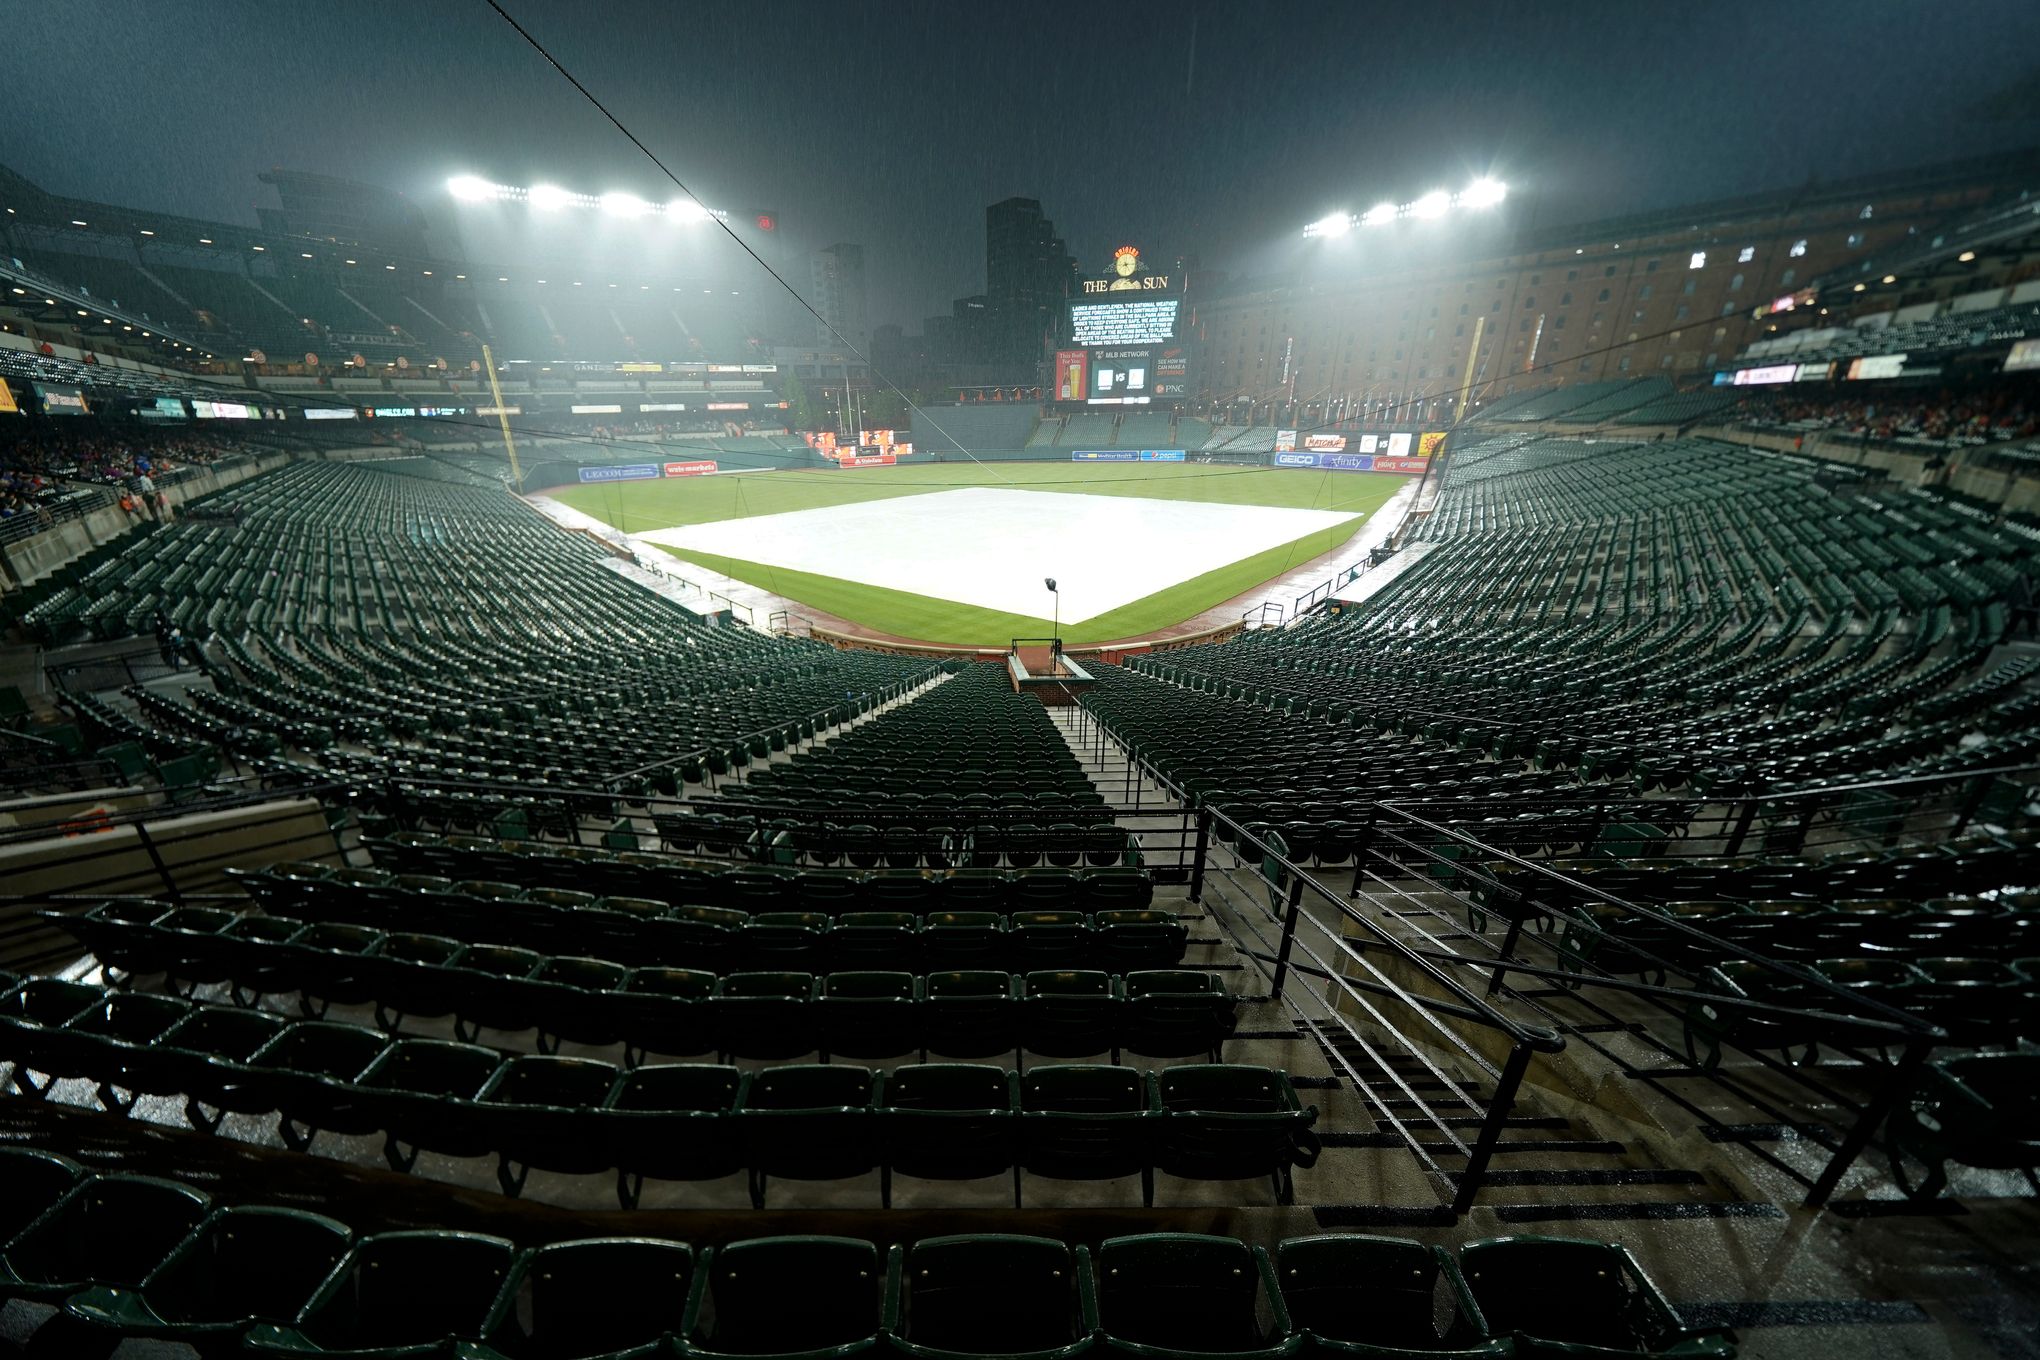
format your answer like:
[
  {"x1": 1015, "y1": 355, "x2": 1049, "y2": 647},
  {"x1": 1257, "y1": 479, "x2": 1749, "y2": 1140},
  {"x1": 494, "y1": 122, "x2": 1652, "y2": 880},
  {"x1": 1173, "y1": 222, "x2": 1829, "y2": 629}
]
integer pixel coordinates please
[{"x1": 1046, "y1": 703, "x2": 1192, "y2": 875}]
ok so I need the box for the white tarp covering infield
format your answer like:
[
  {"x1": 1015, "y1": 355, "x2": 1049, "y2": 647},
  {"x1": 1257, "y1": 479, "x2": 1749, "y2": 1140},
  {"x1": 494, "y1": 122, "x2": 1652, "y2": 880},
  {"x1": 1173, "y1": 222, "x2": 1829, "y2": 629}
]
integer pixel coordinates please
[{"x1": 633, "y1": 487, "x2": 1365, "y2": 624}]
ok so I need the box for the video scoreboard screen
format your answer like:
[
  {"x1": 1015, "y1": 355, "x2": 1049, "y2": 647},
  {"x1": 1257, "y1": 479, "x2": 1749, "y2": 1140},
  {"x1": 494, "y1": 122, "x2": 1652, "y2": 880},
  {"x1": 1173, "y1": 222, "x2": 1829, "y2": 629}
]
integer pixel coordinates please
[
  {"x1": 1060, "y1": 244, "x2": 1194, "y2": 406},
  {"x1": 1068, "y1": 298, "x2": 1180, "y2": 347}
]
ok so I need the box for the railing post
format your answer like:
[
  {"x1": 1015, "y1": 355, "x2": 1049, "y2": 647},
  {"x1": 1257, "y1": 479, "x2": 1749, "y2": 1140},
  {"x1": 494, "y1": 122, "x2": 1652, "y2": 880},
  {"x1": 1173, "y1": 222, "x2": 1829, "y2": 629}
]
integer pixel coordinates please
[
  {"x1": 1724, "y1": 800, "x2": 1758, "y2": 857},
  {"x1": 1189, "y1": 807, "x2": 1210, "y2": 904},
  {"x1": 1805, "y1": 1037, "x2": 1933, "y2": 1208},
  {"x1": 1269, "y1": 872, "x2": 1306, "y2": 1001},
  {"x1": 1486, "y1": 912, "x2": 1527, "y2": 997},
  {"x1": 134, "y1": 820, "x2": 181, "y2": 904},
  {"x1": 1951, "y1": 774, "x2": 1992, "y2": 840},
  {"x1": 1789, "y1": 806, "x2": 1815, "y2": 854},
  {"x1": 1453, "y1": 1039, "x2": 1536, "y2": 1214}
]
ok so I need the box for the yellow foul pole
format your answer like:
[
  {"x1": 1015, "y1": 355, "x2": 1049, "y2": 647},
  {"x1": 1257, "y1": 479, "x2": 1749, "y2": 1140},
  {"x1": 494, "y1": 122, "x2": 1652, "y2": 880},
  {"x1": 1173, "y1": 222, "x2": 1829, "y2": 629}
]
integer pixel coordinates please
[{"x1": 481, "y1": 344, "x2": 521, "y2": 487}]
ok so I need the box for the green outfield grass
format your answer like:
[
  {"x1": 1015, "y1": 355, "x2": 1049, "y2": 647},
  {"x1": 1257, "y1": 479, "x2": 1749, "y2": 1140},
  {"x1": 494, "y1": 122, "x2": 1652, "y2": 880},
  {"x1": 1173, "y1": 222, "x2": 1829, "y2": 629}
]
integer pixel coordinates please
[{"x1": 552, "y1": 463, "x2": 1404, "y2": 645}]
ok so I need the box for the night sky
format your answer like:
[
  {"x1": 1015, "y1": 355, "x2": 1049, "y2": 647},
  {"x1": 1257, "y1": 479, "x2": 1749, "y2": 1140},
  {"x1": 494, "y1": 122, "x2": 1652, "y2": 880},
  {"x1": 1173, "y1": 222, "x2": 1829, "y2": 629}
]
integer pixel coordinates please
[{"x1": 4, "y1": 0, "x2": 2038, "y2": 330}]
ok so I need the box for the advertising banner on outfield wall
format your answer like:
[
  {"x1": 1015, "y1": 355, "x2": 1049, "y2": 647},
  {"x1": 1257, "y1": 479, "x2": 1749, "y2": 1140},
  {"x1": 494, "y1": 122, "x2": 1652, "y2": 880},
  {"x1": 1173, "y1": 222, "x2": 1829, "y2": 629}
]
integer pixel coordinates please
[
  {"x1": 1304, "y1": 434, "x2": 1346, "y2": 452},
  {"x1": 838, "y1": 454, "x2": 896, "y2": 467},
  {"x1": 577, "y1": 463, "x2": 661, "y2": 482},
  {"x1": 1273, "y1": 451, "x2": 1374, "y2": 471},
  {"x1": 1272, "y1": 451, "x2": 1432, "y2": 475},
  {"x1": 1417, "y1": 431, "x2": 1447, "y2": 458},
  {"x1": 1071, "y1": 450, "x2": 1137, "y2": 461},
  {"x1": 1274, "y1": 429, "x2": 1299, "y2": 452},
  {"x1": 664, "y1": 461, "x2": 718, "y2": 476},
  {"x1": 1138, "y1": 449, "x2": 1186, "y2": 461}
]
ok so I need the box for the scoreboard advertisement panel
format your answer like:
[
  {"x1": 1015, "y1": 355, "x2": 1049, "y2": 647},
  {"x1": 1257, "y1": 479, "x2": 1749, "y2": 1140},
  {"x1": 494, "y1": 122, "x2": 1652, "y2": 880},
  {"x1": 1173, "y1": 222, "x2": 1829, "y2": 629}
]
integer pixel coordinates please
[
  {"x1": 1061, "y1": 244, "x2": 1195, "y2": 407},
  {"x1": 1054, "y1": 350, "x2": 1089, "y2": 402}
]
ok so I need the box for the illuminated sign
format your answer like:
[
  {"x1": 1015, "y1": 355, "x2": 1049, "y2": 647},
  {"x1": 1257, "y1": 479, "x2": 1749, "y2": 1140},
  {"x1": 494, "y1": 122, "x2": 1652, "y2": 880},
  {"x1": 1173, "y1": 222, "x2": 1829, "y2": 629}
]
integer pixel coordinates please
[
  {"x1": 2004, "y1": 339, "x2": 2040, "y2": 374},
  {"x1": 706, "y1": 401, "x2": 749, "y2": 410},
  {"x1": 1152, "y1": 346, "x2": 1190, "y2": 397},
  {"x1": 139, "y1": 397, "x2": 187, "y2": 420},
  {"x1": 1845, "y1": 354, "x2": 1908, "y2": 380},
  {"x1": 1086, "y1": 347, "x2": 1159, "y2": 404},
  {"x1": 571, "y1": 403, "x2": 624, "y2": 414},
  {"x1": 664, "y1": 460, "x2": 718, "y2": 476},
  {"x1": 302, "y1": 407, "x2": 358, "y2": 420},
  {"x1": 1417, "y1": 431, "x2": 1447, "y2": 458},
  {"x1": 369, "y1": 406, "x2": 418, "y2": 418},
  {"x1": 617, "y1": 362, "x2": 664, "y2": 373},
  {"x1": 1732, "y1": 365, "x2": 1797, "y2": 385},
  {"x1": 193, "y1": 400, "x2": 260, "y2": 419},
  {"x1": 1079, "y1": 244, "x2": 1170, "y2": 294},
  {"x1": 1305, "y1": 434, "x2": 1346, "y2": 452},
  {"x1": 1792, "y1": 362, "x2": 1835, "y2": 382},
  {"x1": 36, "y1": 385, "x2": 90, "y2": 416},
  {"x1": 577, "y1": 463, "x2": 660, "y2": 482},
  {"x1": 741, "y1": 364, "x2": 778, "y2": 373},
  {"x1": 474, "y1": 404, "x2": 522, "y2": 416},
  {"x1": 0, "y1": 378, "x2": 16, "y2": 415},
  {"x1": 1054, "y1": 350, "x2": 1089, "y2": 402},
  {"x1": 637, "y1": 402, "x2": 688, "y2": 412},
  {"x1": 1070, "y1": 299, "x2": 1180, "y2": 347}
]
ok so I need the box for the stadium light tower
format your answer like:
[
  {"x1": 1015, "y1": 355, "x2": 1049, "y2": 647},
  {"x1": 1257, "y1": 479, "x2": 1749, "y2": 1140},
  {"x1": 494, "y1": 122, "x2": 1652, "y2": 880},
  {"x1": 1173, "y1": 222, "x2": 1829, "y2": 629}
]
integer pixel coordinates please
[
  {"x1": 1304, "y1": 211, "x2": 1354, "y2": 240},
  {"x1": 1462, "y1": 177, "x2": 1507, "y2": 209},
  {"x1": 600, "y1": 192, "x2": 651, "y2": 219},
  {"x1": 447, "y1": 175, "x2": 496, "y2": 202},
  {"x1": 527, "y1": 183, "x2": 574, "y2": 211},
  {"x1": 1301, "y1": 180, "x2": 1509, "y2": 237}
]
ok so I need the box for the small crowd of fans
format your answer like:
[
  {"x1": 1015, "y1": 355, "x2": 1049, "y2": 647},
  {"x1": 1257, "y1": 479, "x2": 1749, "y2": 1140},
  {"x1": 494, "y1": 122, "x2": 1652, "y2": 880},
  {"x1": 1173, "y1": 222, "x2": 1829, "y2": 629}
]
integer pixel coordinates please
[
  {"x1": 1739, "y1": 386, "x2": 2039, "y2": 446},
  {"x1": 0, "y1": 424, "x2": 250, "y2": 527}
]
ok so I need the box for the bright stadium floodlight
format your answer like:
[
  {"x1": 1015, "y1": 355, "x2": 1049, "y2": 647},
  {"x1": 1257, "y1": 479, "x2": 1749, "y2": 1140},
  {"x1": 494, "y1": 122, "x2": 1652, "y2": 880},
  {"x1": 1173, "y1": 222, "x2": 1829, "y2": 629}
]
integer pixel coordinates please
[
  {"x1": 1360, "y1": 202, "x2": 1398, "y2": 228},
  {"x1": 528, "y1": 183, "x2": 573, "y2": 211},
  {"x1": 447, "y1": 175, "x2": 495, "y2": 202},
  {"x1": 600, "y1": 191, "x2": 651, "y2": 219},
  {"x1": 1460, "y1": 177, "x2": 1507, "y2": 209},
  {"x1": 1411, "y1": 190, "x2": 1451, "y2": 220},
  {"x1": 665, "y1": 198, "x2": 710, "y2": 223},
  {"x1": 1304, "y1": 211, "x2": 1353, "y2": 239}
]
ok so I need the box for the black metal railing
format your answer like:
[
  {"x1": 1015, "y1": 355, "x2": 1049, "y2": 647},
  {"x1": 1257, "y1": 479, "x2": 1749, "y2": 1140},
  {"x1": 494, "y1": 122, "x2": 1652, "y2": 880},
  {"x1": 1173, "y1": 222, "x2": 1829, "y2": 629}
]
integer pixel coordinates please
[
  {"x1": 1072, "y1": 696, "x2": 2025, "y2": 1210},
  {"x1": 1344, "y1": 802, "x2": 1949, "y2": 1207}
]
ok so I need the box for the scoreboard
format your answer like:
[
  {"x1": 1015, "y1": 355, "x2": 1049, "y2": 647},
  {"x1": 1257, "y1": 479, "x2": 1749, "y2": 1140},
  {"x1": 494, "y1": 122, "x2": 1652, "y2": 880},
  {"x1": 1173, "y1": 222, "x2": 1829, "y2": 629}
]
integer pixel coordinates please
[{"x1": 1059, "y1": 245, "x2": 1194, "y2": 407}]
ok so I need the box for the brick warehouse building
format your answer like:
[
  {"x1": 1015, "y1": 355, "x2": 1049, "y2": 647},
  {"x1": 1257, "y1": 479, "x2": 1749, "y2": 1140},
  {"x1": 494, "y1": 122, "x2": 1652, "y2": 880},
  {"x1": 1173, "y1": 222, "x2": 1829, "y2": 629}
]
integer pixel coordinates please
[{"x1": 1197, "y1": 147, "x2": 2040, "y2": 422}]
